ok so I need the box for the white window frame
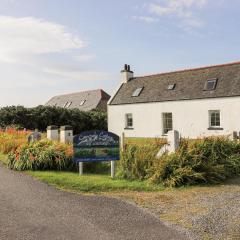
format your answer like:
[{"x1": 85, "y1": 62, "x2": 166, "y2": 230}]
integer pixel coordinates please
[
  {"x1": 162, "y1": 112, "x2": 173, "y2": 135},
  {"x1": 125, "y1": 113, "x2": 133, "y2": 129},
  {"x1": 209, "y1": 110, "x2": 221, "y2": 128},
  {"x1": 132, "y1": 87, "x2": 144, "y2": 97}
]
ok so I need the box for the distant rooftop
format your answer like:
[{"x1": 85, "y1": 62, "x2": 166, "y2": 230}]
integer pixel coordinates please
[{"x1": 46, "y1": 89, "x2": 110, "y2": 111}]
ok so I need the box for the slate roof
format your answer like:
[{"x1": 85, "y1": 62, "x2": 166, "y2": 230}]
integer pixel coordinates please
[
  {"x1": 109, "y1": 62, "x2": 240, "y2": 105},
  {"x1": 46, "y1": 89, "x2": 110, "y2": 111}
]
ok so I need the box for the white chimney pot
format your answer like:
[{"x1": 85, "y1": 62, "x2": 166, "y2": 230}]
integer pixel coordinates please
[{"x1": 121, "y1": 64, "x2": 134, "y2": 83}]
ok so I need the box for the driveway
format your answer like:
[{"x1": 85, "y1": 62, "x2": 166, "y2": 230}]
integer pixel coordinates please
[{"x1": 0, "y1": 164, "x2": 186, "y2": 240}]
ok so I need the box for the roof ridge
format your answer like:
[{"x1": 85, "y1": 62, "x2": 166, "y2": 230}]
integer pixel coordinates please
[
  {"x1": 53, "y1": 88, "x2": 103, "y2": 98},
  {"x1": 136, "y1": 61, "x2": 240, "y2": 79}
]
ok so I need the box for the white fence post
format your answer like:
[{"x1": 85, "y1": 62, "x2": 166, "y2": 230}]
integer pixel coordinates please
[
  {"x1": 60, "y1": 126, "x2": 73, "y2": 144},
  {"x1": 167, "y1": 130, "x2": 180, "y2": 153},
  {"x1": 47, "y1": 125, "x2": 59, "y2": 141},
  {"x1": 157, "y1": 130, "x2": 180, "y2": 157}
]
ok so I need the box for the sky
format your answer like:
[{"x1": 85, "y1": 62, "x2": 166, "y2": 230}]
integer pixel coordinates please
[{"x1": 0, "y1": 0, "x2": 240, "y2": 107}]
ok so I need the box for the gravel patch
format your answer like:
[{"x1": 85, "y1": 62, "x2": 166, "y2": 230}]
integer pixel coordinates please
[
  {"x1": 112, "y1": 179, "x2": 240, "y2": 240},
  {"x1": 190, "y1": 190, "x2": 240, "y2": 240}
]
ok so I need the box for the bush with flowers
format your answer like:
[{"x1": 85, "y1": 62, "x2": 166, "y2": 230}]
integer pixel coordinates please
[
  {"x1": 0, "y1": 129, "x2": 75, "y2": 171},
  {"x1": 118, "y1": 137, "x2": 240, "y2": 187},
  {"x1": 8, "y1": 139, "x2": 74, "y2": 171},
  {"x1": 0, "y1": 128, "x2": 30, "y2": 154}
]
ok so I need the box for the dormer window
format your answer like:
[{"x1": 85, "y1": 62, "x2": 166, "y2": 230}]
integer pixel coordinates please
[
  {"x1": 204, "y1": 79, "x2": 218, "y2": 91},
  {"x1": 79, "y1": 100, "x2": 86, "y2": 106},
  {"x1": 132, "y1": 87, "x2": 144, "y2": 97},
  {"x1": 167, "y1": 84, "x2": 176, "y2": 90}
]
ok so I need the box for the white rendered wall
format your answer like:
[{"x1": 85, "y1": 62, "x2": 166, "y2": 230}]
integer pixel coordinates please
[{"x1": 108, "y1": 96, "x2": 240, "y2": 139}]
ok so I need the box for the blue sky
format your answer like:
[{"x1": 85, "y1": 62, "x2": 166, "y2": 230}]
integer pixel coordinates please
[{"x1": 0, "y1": 0, "x2": 240, "y2": 106}]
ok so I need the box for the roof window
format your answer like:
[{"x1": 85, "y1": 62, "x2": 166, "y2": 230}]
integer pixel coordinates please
[
  {"x1": 132, "y1": 87, "x2": 144, "y2": 97},
  {"x1": 66, "y1": 102, "x2": 72, "y2": 108},
  {"x1": 63, "y1": 102, "x2": 68, "y2": 108},
  {"x1": 79, "y1": 100, "x2": 86, "y2": 106},
  {"x1": 167, "y1": 84, "x2": 176, "y2": 90},
  {"x1": 204, "y1": 79, "x2": 218, "y2": 91}
]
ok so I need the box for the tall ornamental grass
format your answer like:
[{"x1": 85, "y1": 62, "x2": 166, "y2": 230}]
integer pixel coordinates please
[
  {"x1": 151, "y1": 137, "x2": 240, "y2": 187},
  {"x1": 117, "y1": 139, "x2": 166, "y2": 180},
  {"x1": 0, "y1": 129, "x2": 30, "y2": 154},
  {"x1": 118, "y1": 137, "x2": 240, "y2": 187},
  {"x1": 8, "y1": 139, "x2": 74, "y2": 171}
]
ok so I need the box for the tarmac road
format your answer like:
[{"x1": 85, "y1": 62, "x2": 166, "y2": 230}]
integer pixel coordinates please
[{"x1": 0, "y1": 164, "x2": 186, "y2": 240}]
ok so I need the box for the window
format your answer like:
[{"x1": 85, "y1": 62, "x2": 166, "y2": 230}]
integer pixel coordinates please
[
  {"x1": 65, "y1": 102, "x2": 72, "y2": 108},
  {"x1": 167, "y1": 84, "x2": 176, "y2": 90},
  {"x1": 125, "y1": 114, "x2": 133, "y2": 128},
  {"x1": 204, "y1": 79, "x2": 218, "y2": 91},
  {"x1": 132, "y1": 87, "x2": 144, "y2": 97},
  {"x1": 63, "y1": 102, "x2": 68, "y2": 108},
  {"x1": 162, "y1": 113, "x2": 173, "y2": 134},
  {"x1": 79, "y1": 100, "x2": 86, "y2": 106},
  {"x1": 209, "y1": 110, "x2": 220, "y2": 127}
]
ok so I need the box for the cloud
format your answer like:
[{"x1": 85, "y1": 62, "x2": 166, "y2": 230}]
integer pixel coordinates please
[
  {"x1": 0, "y1": 15, "x2": 85, "y2": 63},
  {"x1": 74, "y1": 54, "x2": 96, "y2": 62},
  {"x1": 148, "y1": 0, "x2": 207, "y2": 30},
  {"x1": 42, "y1": 67, "x2": 111, "y2": 81},
  {"x1": 132, "y1": 15, "x2": 158, "y2": 23},
  {"x1": 0, "y1": 15, "x2": 111, "y2": 107}
]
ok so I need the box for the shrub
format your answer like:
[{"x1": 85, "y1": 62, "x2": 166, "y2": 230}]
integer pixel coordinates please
[
  {"x1": 8, "y1": 139, "x2": 75, "y2": 171},
  {"x1": 0, "y1": 129, "x2": 30, "y2": 154},
  {"x1": 151, "y1": 137, "x2": 240, "y2": 187},
  {"x1": 117, "y1": 137, "x2": 240, "y2": 187},
  {"x1": 117, "y1": 141, "x2": 164, "y2": 180}
]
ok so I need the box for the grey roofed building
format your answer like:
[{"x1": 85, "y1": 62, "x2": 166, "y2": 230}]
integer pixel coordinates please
[
  {"x1": 46, "y1": 89, "x2": 110, "y2": 111},
  {"x1": 109, "y1": 62, "x2": 240, "y2": 105}
]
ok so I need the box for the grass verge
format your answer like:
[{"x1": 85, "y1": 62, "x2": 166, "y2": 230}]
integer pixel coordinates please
[{"x1": 28, "y1": 171, "x2": 164, "y2": 193}]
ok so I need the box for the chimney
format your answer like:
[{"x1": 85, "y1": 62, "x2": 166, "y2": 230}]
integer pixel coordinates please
[{"x1": 121, "y1": 64, "x2": 134, "y2": 83}]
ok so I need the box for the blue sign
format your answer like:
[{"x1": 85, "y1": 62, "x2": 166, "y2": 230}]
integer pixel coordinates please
[{"x1": 73, "y1": 130, "x2": 120, "y2": 163}]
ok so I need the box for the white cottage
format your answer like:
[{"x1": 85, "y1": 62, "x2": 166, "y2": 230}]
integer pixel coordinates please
[{"x1": 108, "y1": 62, "x2": 240, "y2": 139}]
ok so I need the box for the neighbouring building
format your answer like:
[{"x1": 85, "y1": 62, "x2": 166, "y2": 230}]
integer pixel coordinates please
[
  {"x1": 46, "y1": 89, "x2": 110, "y2": 112},
  {"x1": 108, "y1": 62, "x2": 240, "y2": 139}
]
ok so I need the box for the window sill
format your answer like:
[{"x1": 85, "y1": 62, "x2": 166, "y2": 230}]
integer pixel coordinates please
[
  {"x1": 208, "y1": 127, "x2": 224, "y2": 130},
  {"x1": 124, "y1": 127, "x2": 134, "y2": 130}
]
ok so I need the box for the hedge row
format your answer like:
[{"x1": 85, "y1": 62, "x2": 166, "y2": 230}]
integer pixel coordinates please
[
  {"x1": 118, "y1": 137, "x2": 240, "y2": 187},
  {"x1": 0, "y1": 106, "x2": 107, "y2": 134}
]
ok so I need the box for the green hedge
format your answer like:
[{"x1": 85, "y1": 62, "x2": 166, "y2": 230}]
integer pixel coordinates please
[
  {"x1": 0, "y1": 106, "x2": 107, "y2": 133},
  {"x1": 118, "y1": 137, "x2": 240, "y2": 187}
]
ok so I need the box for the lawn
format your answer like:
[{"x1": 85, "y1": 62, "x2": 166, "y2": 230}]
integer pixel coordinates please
[
  {"x1": 126, "y1": 137, "x2": 164, "y2": 145},
  {"x1": 28, "y1": 171, "x2": 164, "y2": 193}
]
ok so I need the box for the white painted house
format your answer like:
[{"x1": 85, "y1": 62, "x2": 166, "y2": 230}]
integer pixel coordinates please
[{"x1": 108, "y1": 62, "x2": 240, "y2": 139}]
